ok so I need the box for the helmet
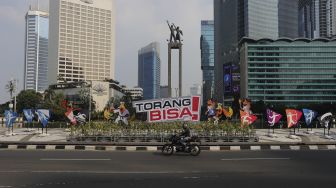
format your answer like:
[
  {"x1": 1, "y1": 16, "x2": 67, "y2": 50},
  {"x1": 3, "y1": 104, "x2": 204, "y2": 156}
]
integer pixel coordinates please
[{"x1": 182, "y1": 123, "x2": 188, "y2": 129}]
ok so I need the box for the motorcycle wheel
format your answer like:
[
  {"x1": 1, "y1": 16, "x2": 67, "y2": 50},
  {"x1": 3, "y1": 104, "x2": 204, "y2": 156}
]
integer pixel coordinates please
[
  {"x1": 162, "y1": 144, "x2": 174, "y2": 155},
  {"x1": 190, "y1": 144, "x2": 201, "y2": 156}
]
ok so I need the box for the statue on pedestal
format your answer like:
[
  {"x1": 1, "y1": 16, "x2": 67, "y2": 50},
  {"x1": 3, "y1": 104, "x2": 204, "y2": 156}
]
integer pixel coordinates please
[{"x1": 167, "y1": 20, "x2": 183, "y2": 43}]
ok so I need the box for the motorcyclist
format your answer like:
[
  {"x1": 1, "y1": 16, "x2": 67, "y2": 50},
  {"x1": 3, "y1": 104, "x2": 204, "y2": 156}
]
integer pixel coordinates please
[{"x1": 179, "y1": 122, "x2": 191, "y2": 149}]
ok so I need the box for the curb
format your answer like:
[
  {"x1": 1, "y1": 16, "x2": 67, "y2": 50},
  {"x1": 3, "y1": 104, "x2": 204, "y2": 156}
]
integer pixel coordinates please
[{"x1": 0, "y1": 144, "x2": 336, "y2": 152}]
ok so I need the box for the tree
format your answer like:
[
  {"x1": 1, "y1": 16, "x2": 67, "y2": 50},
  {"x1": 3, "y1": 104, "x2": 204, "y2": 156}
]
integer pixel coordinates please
[
  {"x1": 44, "y1": 87, "x2": 56, "y2": 101},
  {"x1": 16, "y1": 90, "x2": 43, "y2": 112},
  {"x1": 78, "y1": 88, "x2": 96, "y2": 111},
  {"x1": 41, "y1": 92, "x2": 67, "y2": 121}
]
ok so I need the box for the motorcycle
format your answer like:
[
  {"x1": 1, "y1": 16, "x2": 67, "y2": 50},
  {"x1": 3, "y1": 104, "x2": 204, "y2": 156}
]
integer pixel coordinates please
[{"x1": 161, "y1": 134, "x2": 201, "y2": 156}]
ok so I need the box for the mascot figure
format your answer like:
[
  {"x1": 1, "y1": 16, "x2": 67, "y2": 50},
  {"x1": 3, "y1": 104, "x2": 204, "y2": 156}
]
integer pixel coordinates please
[
  {"x1": 114, "y1": 102, "x2": 130, "y2": 125},
  {"x1": 205, "y1": 99, "x2": 216, "y2": 123},
  {"x1": 239, "y1": 98, "x2": 252, "y2": 115}
]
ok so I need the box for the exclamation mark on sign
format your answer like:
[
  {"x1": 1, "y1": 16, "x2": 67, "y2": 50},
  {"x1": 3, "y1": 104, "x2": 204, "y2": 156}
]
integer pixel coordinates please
[{"x1": 191, "y1": 96, "x2": 200, "y2": 121}]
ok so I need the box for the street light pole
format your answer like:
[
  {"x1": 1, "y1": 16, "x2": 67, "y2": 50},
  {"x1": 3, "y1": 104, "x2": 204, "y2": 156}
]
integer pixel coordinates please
[
  {"x1": 88, "y1": 81, "x2": 92, "y2": 124},
  {"x1": 14, "y1": 79, "x2": 17, "y2": 113}
]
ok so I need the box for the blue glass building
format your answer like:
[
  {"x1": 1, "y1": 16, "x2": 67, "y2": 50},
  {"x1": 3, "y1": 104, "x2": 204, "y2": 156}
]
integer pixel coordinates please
[
  {"x1": 201, "y1": 20, "x2": 214, "y2": 103},
  {"x1": 24, "y1": 10, "x2": 49, "y2": 93},
  {"x1": 239, "y1": 37, "x2": 336, "y2": 106},
  {"x1": 214, "y1": 0, "x2": 299, "y2": 103},
  {"x1": 138, "y1": 42, "x2": 161, "y2": 99}
]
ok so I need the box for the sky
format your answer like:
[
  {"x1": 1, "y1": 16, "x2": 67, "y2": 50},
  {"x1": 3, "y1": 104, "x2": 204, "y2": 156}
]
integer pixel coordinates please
[{"x1": 0, "y1": 0, "x2": 213, "y2": 104}]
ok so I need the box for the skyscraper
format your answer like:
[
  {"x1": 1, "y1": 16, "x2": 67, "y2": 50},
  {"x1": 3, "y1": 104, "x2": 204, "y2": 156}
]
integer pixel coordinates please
[
  {"x1": 299, "y1": 0, "x2": 336, "y2": 38},
  {"x1": 214, "y1": 0, "x2": 299, "y2": 103},
  {"x1": 24, "y1": 9, "x2": 49, "y2": 93},
  {"x1": 48, "y1": 0, "x2": 115, "y2": 84},
  {"x1": 200, "y1": 20, "x2": 214, "y2": 103},
  {"x1": 138, "y1": 42, "x2": 161, "y2": 100}
]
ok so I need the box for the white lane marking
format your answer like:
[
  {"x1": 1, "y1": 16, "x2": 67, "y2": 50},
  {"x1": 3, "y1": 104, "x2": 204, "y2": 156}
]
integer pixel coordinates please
[
  {"x1": 183, "y1": 177, "x2": 200, "y2": 179},
  {"x1": 40, "y1": 158, "x2": 111, "y2": 161},
  {"x1": 0, "y1": 171, "x2": 25, "y2": 173},
  {"x1": 31, "y1": 170, "x2": 188, "y2": 174},
  {"x1": 221, "y1": 157, "x2": 290, "y2": 161},
  {"x1": 0, "y1": 186, "x2": 13, "y2": 188}
]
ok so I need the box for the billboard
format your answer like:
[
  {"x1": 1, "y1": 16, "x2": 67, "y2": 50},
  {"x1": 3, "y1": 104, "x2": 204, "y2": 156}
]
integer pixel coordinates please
[
  {"x1": 223, "y1": 64, "x2": 240, "y2": 94},
  {"x1": 133, "y1": 96, "x2": 201, "y2": 123}
]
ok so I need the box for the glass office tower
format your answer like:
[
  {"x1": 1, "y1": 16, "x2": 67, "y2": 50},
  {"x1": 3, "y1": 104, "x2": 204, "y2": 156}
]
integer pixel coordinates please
[
  {"x1": 24, "y1": 10, "x2": 49, "y2": 93},
  {"x1": 214, "y1": 0, "x2": 299, "y2": 103},
  {"x1": 138, "y1": 42, "x2": 161, "y2": 100},
  {"x1": 299, "y1": 0, "x2": 336, "y2": 38},
  {"x1": 201, "y1": 20, "x2": 214, "y2": 103}
]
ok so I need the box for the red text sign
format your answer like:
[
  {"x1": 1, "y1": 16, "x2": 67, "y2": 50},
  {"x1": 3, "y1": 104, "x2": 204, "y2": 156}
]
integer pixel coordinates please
[{"x1": 133, "y1": 96, "x2": 201, "y2": 122}]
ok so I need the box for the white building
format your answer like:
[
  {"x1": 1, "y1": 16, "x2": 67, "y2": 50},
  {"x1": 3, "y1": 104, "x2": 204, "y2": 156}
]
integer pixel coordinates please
[
  {"x1": 24, "y1": 9, "x2": 49, "y2": 93},
  {"x1": 48, "y1": 0, "x2": 115, "y2": 85},
  {"x1": 50, "y1": 80, "x2": 124, "y2": 111},
  {"x1": 190, "y1": 84, "x2": 202, "y2": 96},
  {"x1": 122, "y1": 87, "x2": 143, "y2": 100}
]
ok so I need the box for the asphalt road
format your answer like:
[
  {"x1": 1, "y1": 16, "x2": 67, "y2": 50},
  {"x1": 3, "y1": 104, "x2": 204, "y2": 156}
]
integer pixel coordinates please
[{"x1": 0, "y1": 150, "x2": 336, "y2": 188}]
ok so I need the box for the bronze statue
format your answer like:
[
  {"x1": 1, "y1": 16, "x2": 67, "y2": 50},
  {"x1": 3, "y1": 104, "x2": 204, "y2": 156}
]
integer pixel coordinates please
[
  {"x1": 167, "y1": 20, "x2": 183, "y2": 43},
  {"x1": 167, "y1": 21, "x2": 176, "y2": 42}
]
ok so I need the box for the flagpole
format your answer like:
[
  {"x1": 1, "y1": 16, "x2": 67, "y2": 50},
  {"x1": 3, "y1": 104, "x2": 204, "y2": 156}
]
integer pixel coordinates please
[{"x1": 11, "y1": 120, "x2": 14, "y2": 136}]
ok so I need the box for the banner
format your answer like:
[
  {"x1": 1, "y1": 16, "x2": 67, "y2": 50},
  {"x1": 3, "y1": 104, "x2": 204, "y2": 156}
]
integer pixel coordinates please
[
  {"x1": 36, "y1": 109, "x2": 50, "y2": 127},
  {"x1": 65, "y1": 110, "x2": 77, "y2": 125},
  {"x1": 4, "y1": 110, "x2": 18, "y2": 128},
  {"x1": 302, "y1": 109, "x2": 317, "y2": 126},
  {"x1": 286, "y1": 109, "x2": 302, "y2": 128},
  {"x1": 240, "y1": 111, "x2": 257, "y2": 126},
  {"x1": 318, "y1": 112, "x2": 333, "y2": 128},
  {"x1": 266, "y1": 109, "x2": 282, "y2": 127},
  {"x1": 23, "y1": 109, "x2": 34, "y2": 123},
  {"x1": 133, "y1": 96, "x2": 201, "y2": 123}
]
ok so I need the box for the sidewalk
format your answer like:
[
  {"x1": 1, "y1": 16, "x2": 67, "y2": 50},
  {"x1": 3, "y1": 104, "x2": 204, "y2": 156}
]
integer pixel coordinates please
[{"x1": 0, "y1": 127, "x2": 335, "y2": 144}]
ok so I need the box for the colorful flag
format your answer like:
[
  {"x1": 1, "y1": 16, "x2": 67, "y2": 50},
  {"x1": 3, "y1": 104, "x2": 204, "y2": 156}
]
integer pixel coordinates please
[
  {"x1": 318, "y1": 112, "x2": 333, "y2": 128},
  {"x1": 36, "y1": 109, "x2": 50, "y2": 127},
  {"x1": 23, "y1": 109, "x2": 34, "y2": 123},
  {"x1": 286, "y1": 109, "x2": 302, "y2": 128},
  {"x1": 240, "y1": 111, "x2": 257, "y2": 126},
  {"x1": 302, "y1": 109, "x2": 317, "y2": 126},
  {"x1": 4, "y1": 110, "x2": 18, "y2": 128},
  {"x1": 266, "y1": 109, "x2": 282, "y2": 127},
  {"x1": 65, "y1": 110, "x2": 77, "y2": 125}
]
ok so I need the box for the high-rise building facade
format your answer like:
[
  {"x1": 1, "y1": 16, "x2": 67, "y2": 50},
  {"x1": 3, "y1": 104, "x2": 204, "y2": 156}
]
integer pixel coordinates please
[
  {"x1": 239, "y1": 37, "x2": 336, "y2": 106},
  {"x1": 160, "y1": 85, "x2": 169, "y2": 98},
  {"x1": 201, "y1": 20, "x2": 214, "y2": 103},
  {"x1": 24, "y1": 9, "x2": 49, "y2": 93},
  {"x1": 138, "y1": 42, "x2": 161, "y2": 100},
  {"x1": 214, "y1": 0, "x2": 299, "y2": 103},
  {"x1": 190, "y1": 84, "x2": 202, "y2": 96},
  {"x1": 299, "y1": 0, "x2": 336, "y2": 38},
  {"x1": 48, "y1": 0, "x2": 115, "y2": 85}
]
